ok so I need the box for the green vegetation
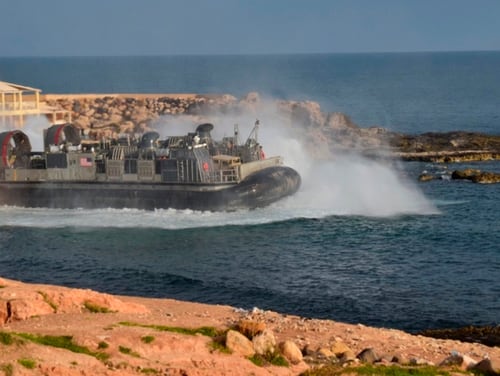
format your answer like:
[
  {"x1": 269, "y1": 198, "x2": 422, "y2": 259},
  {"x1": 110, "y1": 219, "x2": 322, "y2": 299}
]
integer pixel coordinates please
[
  {"x1": 0, "y1": 332, "x2": 14, "y2": 346},
  {"x1": 98, "y1": 341, "x2": 109, "y2": 349},
  {"x1": 209, "y1": 338, "x2": 232, "y2": 354},
  {"x1": 17, "y1": 358, "x2": 36, "y2": 369},
  {"x1": 119, "y1": 321, "x2": 222, "y2": 337},
  {"x1": 15, "y1": 333, "x2": 109, "y2": 361},
  {"x1": 141, "y1": 335, "x2": 155, "y2": 344},
  {"x1": 119, "y1": 321, "x2": 231, "y2": 354},
  {"x1": 37, "y1": 290, "x2": 58, "y2": 312},
  {"x1": 0, "y1": 363, "x2": 13, "y2": 376},
  {"x1": 140, "y1": 368, "x2": 159, "y2": 374},
  {"x1": 83, "y1": 301, "x2": 114, "y2": 313},
  {"x1": 118, "y1": 345, "x2": 140, "y2": 358},
  {"x1": 248, "y1": 352, "x2": 289, "y2": 367},
  {"x1": 300, "y1": 365, "x2": 454, "y2": 376}
]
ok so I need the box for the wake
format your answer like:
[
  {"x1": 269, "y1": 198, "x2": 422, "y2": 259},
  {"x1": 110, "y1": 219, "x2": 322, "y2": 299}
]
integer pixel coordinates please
[{"x1": 0, "y1": 155, "x2": 439, "y2": 229}]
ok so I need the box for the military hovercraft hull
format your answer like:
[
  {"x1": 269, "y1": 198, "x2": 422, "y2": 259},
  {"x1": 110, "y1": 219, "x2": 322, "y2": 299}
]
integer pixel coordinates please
[
  {"x1": 0, "y1": 165, "x2": 300, "y2": 211},
  {"x1": 0, "y1": 122, "x2": 301, "y2": 211}
]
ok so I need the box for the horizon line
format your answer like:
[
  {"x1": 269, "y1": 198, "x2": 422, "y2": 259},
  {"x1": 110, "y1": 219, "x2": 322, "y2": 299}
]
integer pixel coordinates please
[{"x1": 1, "y1": 49, "x2": 499, "y2": 59}]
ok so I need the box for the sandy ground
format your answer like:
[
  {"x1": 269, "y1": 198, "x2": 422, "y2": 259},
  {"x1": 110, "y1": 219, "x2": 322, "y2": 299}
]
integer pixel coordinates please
[{"x1": 0, "y1": 276, "x2": 499, "y2": 375}]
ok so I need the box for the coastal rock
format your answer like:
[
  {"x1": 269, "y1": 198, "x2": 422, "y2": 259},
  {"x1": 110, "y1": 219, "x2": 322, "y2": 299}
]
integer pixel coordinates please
[
  {"x1": 330, "y1": 340, "x2": 353, "y2": 357},
  {"x1": 357, "y1": 348, "x2": 380, "y2": 364},
  {"x1": 451, "y1": 169, "x2": 500, "y2": 184},
  {"x1": 391, "y1": 353, "x2": 409, "y2": 365},
  {"x1": 252, "y1": 329, "x2": 276, "y2": 355},
  {"x1": 1, "y1": 276, "x2": 500, "y2": 375},
  {"x1": 340, "y1": 349, "x2": 358, "y2": 364},
  {"x1": 0, "y1": 278, "x2": 149, "y2": 323},
  {"x1": 410, "y1": 357, "x2": 433, "y2": 366},
  {"x1": 418, "y1": 173, "x2": 435, "y2": 182},
  {"x1": 472, "y1": 358, "x2": 500, "y2": 375},
  {"x1": 439, "y1": 352, "x2": 477, "y2": 369},
  {"x1": 7, "y1": 297, "x2": 55, "y2": 322},
  {"x1": 225, "y1": 329, "x2": 255, "y2": 357},
  {"x1": 318, "y1": 347, "x2": 336, "y2": 359},
  {"x1": 326, "y1": 112, "x2": 358, "y2": 130},
  {"x1": 237, "y1": 319, "x2": 266, "y2": 339},
  {"x1": 279, "y1": 340, "x2": 303, "y2": 364},
  {"x1": 472, "y1": 171, "x2": 500, "y2": 184},
  {"x1": 44, "y1": 93, "x2": 500, "y2": 163}
]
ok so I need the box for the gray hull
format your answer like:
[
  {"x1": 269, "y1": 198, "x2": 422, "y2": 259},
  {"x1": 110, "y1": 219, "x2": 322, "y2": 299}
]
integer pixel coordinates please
[{"x1": 0, "y1": 166, "x2": 301, "y2": 211}]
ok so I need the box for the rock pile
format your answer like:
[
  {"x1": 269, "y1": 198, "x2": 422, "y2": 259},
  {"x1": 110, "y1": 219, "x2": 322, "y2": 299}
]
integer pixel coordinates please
[
  {"x1": 43, "y1": 92, "x2": 500, "y2": 162},
  {"x1": 419, "y1": 168, "x2": 500, "y2": 184},
  {"x1": 451, "y1": 168, "x2": 500, "y2": 184},
  {"x1": 45, "y1": 94, "x2": 239, "y2": 138},
  {"x1": 232, "y1": 309, "x2": 500, "y2": 375}
]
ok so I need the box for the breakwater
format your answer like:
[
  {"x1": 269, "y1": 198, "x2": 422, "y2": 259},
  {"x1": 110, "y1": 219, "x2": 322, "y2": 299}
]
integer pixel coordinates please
[{"x1": 42, "y1": 93, "x2": 500, "y2": 163}]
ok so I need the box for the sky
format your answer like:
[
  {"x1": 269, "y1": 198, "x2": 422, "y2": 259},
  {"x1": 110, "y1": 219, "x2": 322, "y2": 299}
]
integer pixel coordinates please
[{"x1": 1, "y1": 0, "x2": 499, "y2": 56}]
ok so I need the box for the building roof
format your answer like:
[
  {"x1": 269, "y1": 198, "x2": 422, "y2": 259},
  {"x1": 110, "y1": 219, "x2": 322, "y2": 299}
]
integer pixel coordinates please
[{"x1": 0, "y1": 81, "x2": 41, "y2": 93}]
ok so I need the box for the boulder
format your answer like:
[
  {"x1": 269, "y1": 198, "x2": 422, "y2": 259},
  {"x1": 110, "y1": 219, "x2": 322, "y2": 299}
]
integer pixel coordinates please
[
  {"x1": 225, "y1": 329, "x2": 255, "y2": 357},
  {"x1": 6, "y1": 297, "x2": 54, "y2": 321},
  {"x1": 418, "y1": 173, "x2": 435, "y2": 182},
  {"x1": 340, "y1": 349, "x2": 357, "y2": 364},
  {"x1": 330, "y1": 340, "x2": 352, "y2": 357},
  {"x1": 279, "y1": 340, "x2": 303, "y2": 364},
  {"x1": 318, "y1": 347, "x2": 335, "y2": 359},
  {"x1": 252, "y1": 329, "x2": 276, "y2": 356},
  {"x1": 451, "y1": 168, "x2": 482, "y2": 180},
  {"x1": 451, "y1": 169, "x2": 500, "y2": 184},
  {"x1": 391, "y1": 353, "x2": 409, "y2": 365},
  {"x1": 439, "y1": 352, "x2": 477, "y2": 369},
  {"x1": 357, "y1": 348, "x2": 380, "y2": 364},
  {"x1": 471, "y1": 358, "x2": 500, "y2": 375},
  {"x1": 472, "y1": 171, "x2": 500, "y2": 184},
  {"x1": 236, "y1": 319, "x2": 266, "y2": 339}
]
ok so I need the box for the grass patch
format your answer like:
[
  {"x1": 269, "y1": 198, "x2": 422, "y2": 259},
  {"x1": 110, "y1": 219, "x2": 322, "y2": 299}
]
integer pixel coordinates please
[
  {"x1": 119, "y1": 321, "x2": 221, "y2": 337},
  {"x1": 140, "y1": 368, "x2": 159, "y2": 374},
  {"x1": 0, "y1": 364, "x2": 13, "y2": 376},
  {"x1": 210, "y1": 338, "x2": 232, "y2": 354},
  {"x1": 300, "y1": 365, "x2": 453, "y2": 376},
  {"x1": 0, "y1": 332, "x2": 14, "y2": 346},
  {"x1": 119, "y1": 321, "x2": 231, "y2": 354},
  {"x1": 17, "y1": 358, "x2": 36, "y2": 369},
  {"x1": 15, "y1": 333, "x2": 109, "y2": 362},
  {"x1": 98, "y1": 341, "x2": 109, "y2": 349},
  {"x1": 83, "y1": 301, "x2": 114, "y2": 313},
  {"x1": 141, "y1": 335, "x2": 155, "y2": 344},
  {"x1": 37, "y1": 291, "x2": 58, "y2": 312},
  {"x1": 118, "y1": 345, "x2": 140, "y2": 358},
  {"x1": 248, "y1": 352, "x2": 289, "y2": 367}
]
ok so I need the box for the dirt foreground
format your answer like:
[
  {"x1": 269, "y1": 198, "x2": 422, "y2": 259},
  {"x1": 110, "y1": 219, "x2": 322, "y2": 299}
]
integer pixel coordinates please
[{"x1": 0, "y1": 276, "x2": 498, "y2": 375}]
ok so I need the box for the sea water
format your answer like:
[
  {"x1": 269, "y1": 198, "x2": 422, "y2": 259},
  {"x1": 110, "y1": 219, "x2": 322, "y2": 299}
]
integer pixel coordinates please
[{"x1": 0, "y1": 52, "x2": 499, "y2": 332}]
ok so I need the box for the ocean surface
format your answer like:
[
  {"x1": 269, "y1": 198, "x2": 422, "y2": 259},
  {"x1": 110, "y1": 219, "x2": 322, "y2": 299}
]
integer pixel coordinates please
[{"x1": 0, "y1": 52, "x2": 499, "y2": 332}]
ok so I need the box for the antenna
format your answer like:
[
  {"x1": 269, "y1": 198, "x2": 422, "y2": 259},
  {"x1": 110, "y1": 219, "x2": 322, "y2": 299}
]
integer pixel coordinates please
[
  {"x1": 234, "y1": 124, "x2": 239, "y2": 145},
  {"x1": 245, "y1": 119, "x2": 260, "y2": 144}
]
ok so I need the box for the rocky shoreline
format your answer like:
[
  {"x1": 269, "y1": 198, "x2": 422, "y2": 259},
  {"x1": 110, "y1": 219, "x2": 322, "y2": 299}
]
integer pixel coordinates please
[
  {"x1": 42, "y1": 92, "x2": 500, "y2": 164},
  {"x1": 0, "y1": 277, "x2": 499, "y2": 376}
]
